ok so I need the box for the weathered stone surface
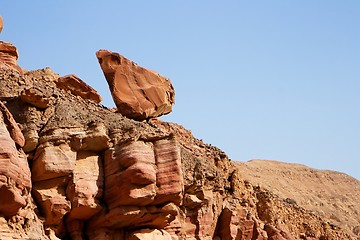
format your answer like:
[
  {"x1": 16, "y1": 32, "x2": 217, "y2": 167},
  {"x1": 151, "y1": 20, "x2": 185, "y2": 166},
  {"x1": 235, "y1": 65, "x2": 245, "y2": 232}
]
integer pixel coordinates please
[
  {"x1": 105, "y1": 141, "x2": 157, "y2": 208},
  {"x1": 217, "y1": 206, "x2": 268, "y2": 240},
  {"x1": 0, "y1": 41, "x2": 22, "y2": 73},
  {"x1": 69, "y1": 123, "x2": 110, "y2": 152},
  {"x1": 20, "y1": 87, "x2": 52, "y2": 109},
  {"x1": 153, "y1": 138, "x2": 183, "y2": 205},
  {"x1": 88, "y1": 204, "x2": 177, "y2": 230},
  {"x1": 96, "y1": 50, "x2": 175, "y2": 120},
  {"x1": 56, "y1": 74, "x2": 102, "y2": 104},
  {"x1": 127, "y1": 228, "x2": 172, "y2": 240},
  {"x1": 0, "y1": 105, "x2": 30, "y2": 217},
  {"x1": 265, "y1": 224, "x2": 293, "y2": 240},
  {"x1": 0, "y1": 16, "x2": 3, "y2": 33},
  {"x1": 32, "y1": 144, "x2": 76, "y2": 182},
  {"x1": 66, "y1": 151, "x2": 103, "y2": 220},
  {"x1": 0, "y1": 101, "x2": 25, "y2": 147},
  {"x1": 32, "y1": 177, "x2": 71, "y2": 233}
]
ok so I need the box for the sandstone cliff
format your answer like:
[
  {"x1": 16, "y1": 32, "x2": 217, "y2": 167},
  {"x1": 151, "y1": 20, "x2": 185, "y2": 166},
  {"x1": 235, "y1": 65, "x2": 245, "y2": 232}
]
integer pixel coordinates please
[{"x1": 0, "y1": 23, "x2": 359, "y2": 239}]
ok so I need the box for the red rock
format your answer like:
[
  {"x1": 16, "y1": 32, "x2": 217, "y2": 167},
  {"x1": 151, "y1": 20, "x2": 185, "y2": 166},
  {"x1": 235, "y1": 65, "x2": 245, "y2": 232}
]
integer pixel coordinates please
[
  {"x1": 20, "y1": 88, "x2": 52, "y2": 109},
  {"x1": 0, "y1": 41, "x2": 22, "y2": 73},
  {"x1": 153, "y1": 138, "x2": 183, "y2": 205},
  {"x1": 32, "y1": 144, "x2": 76, "y2": 182},
  {"x1": 217, "y1": 206, "x2": 269, "y2": 240},
  {"x1": 32, "y1": 177, "x2": 71, "y2": 235},
  {"x1": 66, "y1": 151, "x2": 103, "y2": 220},
  {"x1": 265, "y1": 224, "x2": 293, "y2": 240},
  {"x1": 104, "y1": 141, "x2": 157, "y2": 208},
  {"x1": 0, "y1": 16, "x2": 3, "y2": 33},
  {"x1": 56, "y1": 74, "x2": 102, "y2": 104},
  {"x1": 96, "y1": 50, "x2": 175, "y2": 120},
  {"x1": 0, "y1": 101, "x2": 25, "y2": 147},
  {"x1": 65, "y1": 220, "x2": 84, "y2": 240},
  {"x1": 127, "y1": 228, "x2": 172, "y2": 240},
  {"x1": 88, "y1": 204, "x2": 176, "y2": 230},
  {"x1": 0, "y1": 107, "x2": 30, "y2": 217}
]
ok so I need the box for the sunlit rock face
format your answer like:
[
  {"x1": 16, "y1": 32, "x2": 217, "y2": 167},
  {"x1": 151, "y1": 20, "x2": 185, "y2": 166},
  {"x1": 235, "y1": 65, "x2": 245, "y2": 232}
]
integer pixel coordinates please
[
  {"x1": 0, "y1": 16, "x2": 3, "y2": 33},
  {"x1": 96, "y1": 50, "x2": 175, "y2": 120},
  {"x1": 0, "y1": 102, "x2": 30, "y2": 218},
  {"x1": 0, "y1": 41, "x2": 22, "y2": 73},
  {"x1": 56, "y1": 74, "x2": 102, "y2": 104}
]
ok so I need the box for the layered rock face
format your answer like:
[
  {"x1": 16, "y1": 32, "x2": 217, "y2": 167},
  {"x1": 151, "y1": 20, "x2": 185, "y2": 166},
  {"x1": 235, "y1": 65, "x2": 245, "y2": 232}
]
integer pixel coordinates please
[
  {"x1": 0, "y1": 41, "x2": 22, "y2": 73},
  {"x1": 0, "y1": 102, "x2": 30, "y2": 217},
  {"x1": 96, "y1": 50, "x2": 175, "y2": 120},
  {"x1": 0, "y1": 28, "x2": 358, "y2": 239},
  {"x1": 0, "y1": 16, "x2": 3, "y2": 33}
]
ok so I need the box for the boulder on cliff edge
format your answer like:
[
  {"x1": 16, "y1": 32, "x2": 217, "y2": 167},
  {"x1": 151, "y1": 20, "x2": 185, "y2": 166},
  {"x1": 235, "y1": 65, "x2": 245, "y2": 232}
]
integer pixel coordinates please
[
  {"x1": 96, "y1": 50, "x2": 175, "y2": 120},
  {"x1": 0, "y1": 41, "x2": 22, "y2": 73},
  {"x1": 0, "y1": 16, "x2": 3, "y2": 33}
]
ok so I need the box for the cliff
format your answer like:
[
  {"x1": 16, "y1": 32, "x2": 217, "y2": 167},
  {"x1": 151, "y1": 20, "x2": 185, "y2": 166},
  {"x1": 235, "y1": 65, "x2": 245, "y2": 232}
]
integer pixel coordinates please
[{"x1": 0, "y1": 22, "x2": 359, "y2": 240}]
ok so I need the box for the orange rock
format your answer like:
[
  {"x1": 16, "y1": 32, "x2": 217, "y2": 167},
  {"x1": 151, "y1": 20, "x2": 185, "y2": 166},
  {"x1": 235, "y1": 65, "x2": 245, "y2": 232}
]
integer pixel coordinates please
[
  {"x1": 96, "y1": 50, "x2": 175, "y2": 120},
  {"x1": 32, "y1": 144, "x2": 76, "y2": 182},
  {"x1": 153, "y1": 138, "x2": 183, "y2": 205},
  {"x1": 66, "y1": 151, "x2": 103, "y2": 220},
  {"x1": 0, "y1": 41, "x2": 22, "y2": 73},
  {"x1": 0, "y1": 102, "x2": 30, "y2": 217},
  {"x1": 0, "y1": 16, "x2": 3, "y2": 33},
  {"x1": 127, "y1": 228, "x2": 172, "y2": 240},
  {"x1": 104, "y1": 141, "x2": 157, "y2": 208},
  {"x1": 0, "y1": 101, "x2": 25, "y2": 147},
  {"x1": 20, "y1": 88, "x2": 52, "y2": 109},
  {"x1": 56, "y1": 74, "x2": 102, "y2": 104},
  {"x1": 32, "y1": 177, "x2": 71, "y2": 232}
]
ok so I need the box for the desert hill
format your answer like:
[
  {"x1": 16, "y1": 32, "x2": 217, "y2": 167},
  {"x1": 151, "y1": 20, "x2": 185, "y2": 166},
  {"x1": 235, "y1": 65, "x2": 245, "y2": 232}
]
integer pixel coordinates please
[{"x1": 237, "y1": 160, "x2": 360, "y2": 238}]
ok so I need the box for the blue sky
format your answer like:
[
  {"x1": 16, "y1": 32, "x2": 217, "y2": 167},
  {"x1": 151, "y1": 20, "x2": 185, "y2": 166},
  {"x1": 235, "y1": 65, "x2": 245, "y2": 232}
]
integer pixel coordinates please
[{"x1": 1, "y1": 1, "x2": 359, "y2": 179}]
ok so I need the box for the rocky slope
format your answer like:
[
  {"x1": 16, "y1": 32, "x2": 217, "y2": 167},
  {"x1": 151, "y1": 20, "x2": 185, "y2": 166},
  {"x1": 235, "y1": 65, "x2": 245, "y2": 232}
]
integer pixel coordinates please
[
  {"x1": 0, "y1": 21, "x2": 359, "y2": 239},
  {"x1": 237, "y1": 160, "x2": 360, "y2": 239}
]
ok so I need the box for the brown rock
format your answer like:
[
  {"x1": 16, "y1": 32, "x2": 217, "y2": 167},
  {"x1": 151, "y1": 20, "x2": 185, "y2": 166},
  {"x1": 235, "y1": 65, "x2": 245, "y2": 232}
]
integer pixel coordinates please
[
  {"x1": 0, "y1": 106, "x2": 30, "y2": 217},
  {"x1": 0, "y1": 41, "x2": 22, "y2": 73},
  {"x1": 0, "y1": 16, "x2": 3, "y2": 33},
  {"x1": 32, "y1": 144, "x2": 76, "y2": 182},
  {"x1": 153, "y1": 138, "x2": 183, "y2": 205},
  {"x1": 88, "y1": 204, "x2": 176, "y2": 230},
  {"x1": 104, "y1": 141, "x2": 157, "y2": 208},
  {"x1": 265, "y1": 224, "x2": 293, "y2": 240},
  {"x1": 32, "y1": 177, "x2": 71, "y2": 233},
  {"x1": 0, "y1": 101, "x2": 25, "y2": 147},
  {"x1": 69, "y1": 123, "x2": 110, "y2": 152},
  {"x1": 96, "y1": 50, "x2": 175, "y2": 120},
  {"x1": 66, "y1": 151, "x2": 103, "y2": 220},
  {"x1": 56, "y1": 74, "x2": 102, "y2": 104},
  {"x1": 127, "y1": 228, "x2": 172, "y2": 240},
  {"x1": 20, "y1": 87, "x2": 52, "y2": 109},
  {"x1": 217, "y1": 206, "x2": 269, "y2": 240}
]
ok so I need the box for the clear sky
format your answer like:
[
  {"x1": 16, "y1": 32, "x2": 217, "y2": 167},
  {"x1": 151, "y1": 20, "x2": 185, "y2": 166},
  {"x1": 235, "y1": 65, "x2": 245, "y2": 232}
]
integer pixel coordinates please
[{"x1": 1, "y1": 1, "x2": 359, "y2": 180}]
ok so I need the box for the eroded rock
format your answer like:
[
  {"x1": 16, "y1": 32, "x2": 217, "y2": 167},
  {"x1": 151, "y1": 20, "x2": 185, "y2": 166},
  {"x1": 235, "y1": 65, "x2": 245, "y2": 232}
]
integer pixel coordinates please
[
  {"x1": 0, "y1": 103, "x2": 30, "y2": 217},
  {"x1": 0, "y1": 16, "x2": 3, "y2": 33},
  {"x1": 56, "y1": 74, "x2": 102, "y2": 104},
  {"x1": 96, "y1": 50, "x2": 175, "y2": 120},
  {"x1": 0, "y1": 41, "x2": 22, "y2": 73},
  {"x1": 66, "y1": 151, "x2": 103, "y2": 220}
]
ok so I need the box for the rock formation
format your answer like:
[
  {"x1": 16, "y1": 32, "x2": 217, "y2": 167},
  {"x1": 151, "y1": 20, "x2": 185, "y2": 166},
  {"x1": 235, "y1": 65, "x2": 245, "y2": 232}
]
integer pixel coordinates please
[
  {"x1": 0, "y1": 41, "x2": 22, "y2": 73},
  {"x1": 96, "y1": 50, "x2": 175, "y2": 120},
  {"x1": 0, "y1": 21, "x2": 359, "y2": 239},
  {"x1": 0, "y1": 16, "x2": 3, "y2": 33},
  {"x1": 56, "y1": 74, "x2": 102, "y2": 104}
]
